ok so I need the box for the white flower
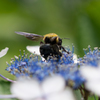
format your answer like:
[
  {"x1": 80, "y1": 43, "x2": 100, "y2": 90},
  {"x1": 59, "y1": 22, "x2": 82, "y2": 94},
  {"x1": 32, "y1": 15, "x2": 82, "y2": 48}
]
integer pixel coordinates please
[
  {"x1": 80, "y1": 66, "x2": 100, "y2": 96},
  {"x1": 41, "y1": 75, "x2": 65, "y2": 95},
  {"x1": 11, "y1": 77, "x2": 42, "y2": 100},
  {"x1": 26, "y1": 46, "x2": 40, "y2": 55},
  {"x1": 11, "y1": 75, "x2": 76, "y2": 100},
  {"x1": 42, "y1": 75, "x2": 75, "y2": 100},
  {"x1": 26, "y1": 46, "x2": 45, "y2": 61},
  {"x1": 46, "y1": 88, "x2": 75, "y2": 100},
  {"x1": 73, "y1": 54, "x2": 79, "y2": 64},
  {"x1": 0, "y1": 47, "x2": 9, "y2": 58}
]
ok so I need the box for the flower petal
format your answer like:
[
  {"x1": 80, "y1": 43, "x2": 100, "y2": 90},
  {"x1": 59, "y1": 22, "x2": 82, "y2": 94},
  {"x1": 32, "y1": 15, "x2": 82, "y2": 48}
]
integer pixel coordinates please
[
  {"x1": 80, "y1": 66, "x2": 100, "y2": 81},
  {"x1": 85, "y1": 81, "x2": 100, "y2": 96},
  {"x1": 11, "y1": 78, "x2": 42, "y2": 100},
  {"x1": 73, "y1": 54, "x2": 79, "y2": 63},
  {"x1": 47, "y1": 88, "x2": 75, "y2": 100},
  {"x1": 42, "y1": 75, "x2": 65, "y2": 95},
  {"x1": 0, "y1": 47, "x2": 9, "y2": 58},
  {"x1": 26, "y1": 46, "x2": 40, "y2": 55}
]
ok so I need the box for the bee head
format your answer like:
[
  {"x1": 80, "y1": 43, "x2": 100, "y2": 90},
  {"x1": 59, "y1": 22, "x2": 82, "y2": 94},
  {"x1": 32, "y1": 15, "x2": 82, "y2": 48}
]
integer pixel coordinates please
[
  {"x1": 44, "y1": 36, "x2": 62, "y2": 46},
  {"x1": 57, "y1": 37, "x2": 62, "y2": 45},
  {"x1": 43, "y1": 33, "x2": 63, "y2": 46}
]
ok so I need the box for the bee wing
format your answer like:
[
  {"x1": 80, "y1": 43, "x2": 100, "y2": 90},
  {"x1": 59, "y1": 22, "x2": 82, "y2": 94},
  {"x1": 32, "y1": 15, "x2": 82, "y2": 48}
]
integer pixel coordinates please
[{"x1": 15, "y1": 31, "x2": 44, "y2": 41}]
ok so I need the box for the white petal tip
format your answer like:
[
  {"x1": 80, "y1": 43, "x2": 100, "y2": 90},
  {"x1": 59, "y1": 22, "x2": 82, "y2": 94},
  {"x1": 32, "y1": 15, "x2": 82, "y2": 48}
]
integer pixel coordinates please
[{"x1": 0, "y1": 47, "x2": 9, "y2": 58}]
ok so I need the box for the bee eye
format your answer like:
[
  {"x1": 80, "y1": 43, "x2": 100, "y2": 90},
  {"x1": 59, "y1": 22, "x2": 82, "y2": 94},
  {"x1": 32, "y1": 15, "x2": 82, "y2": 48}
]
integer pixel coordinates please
[
  {"x1": 50, "y1": 37, "x2": 57, "y2": 45},
  {"x1": 51, "y1": 37, "x2": 57, "y2": 42}
]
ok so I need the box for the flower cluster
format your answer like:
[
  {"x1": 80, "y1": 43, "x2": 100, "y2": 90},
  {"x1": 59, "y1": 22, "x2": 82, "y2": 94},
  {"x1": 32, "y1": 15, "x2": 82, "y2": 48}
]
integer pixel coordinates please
[
  {"x1": 79, "y1": 46, "x2": 100, "y2": 97},
  {"x1": 6, "y1": 46, "x2": 84, "y2": 89},
  {"x1": 11, "y1": 75, "x2": 75, "y2": 100},
  {"x1": 79, "y1": 45, "x2": 100, "y2": 67},
  {"x1": 2, "y1": 45, "x2": 100, "y2": 100}
]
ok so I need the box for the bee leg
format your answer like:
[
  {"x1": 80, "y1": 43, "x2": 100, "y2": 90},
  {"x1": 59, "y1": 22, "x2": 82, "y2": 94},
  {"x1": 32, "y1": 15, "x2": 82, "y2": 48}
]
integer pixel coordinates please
[
  {"x1": 52, "y1": 44, "x2": 62, "y2": 56},
  {"x1": 60, "y1": 45, "x2": 70, "y2": 54},
  {"x1": 40, "y1": 41, "x2": 44, "y2": 45}
]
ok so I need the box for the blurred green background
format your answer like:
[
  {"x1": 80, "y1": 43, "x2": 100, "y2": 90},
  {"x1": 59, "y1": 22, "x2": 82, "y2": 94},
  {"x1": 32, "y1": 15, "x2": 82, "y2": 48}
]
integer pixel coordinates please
[{"x1": 0, "y1": 0, "x2": 100, "y2": 80}]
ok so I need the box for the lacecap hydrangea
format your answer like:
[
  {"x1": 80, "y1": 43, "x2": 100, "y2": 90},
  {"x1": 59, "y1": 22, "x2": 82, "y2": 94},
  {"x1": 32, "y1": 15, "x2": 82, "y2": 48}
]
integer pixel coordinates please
[{"x1": 6, "y1": 46, "x2": 85, "y2": 89}]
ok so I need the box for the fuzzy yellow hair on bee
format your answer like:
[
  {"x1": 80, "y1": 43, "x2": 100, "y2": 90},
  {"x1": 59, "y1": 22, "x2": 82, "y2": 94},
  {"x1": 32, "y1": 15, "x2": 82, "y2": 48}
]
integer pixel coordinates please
[
  {"x1": 43, "y1": 33, "x2": 59, "y2": 43},
  {"x1": 43, "y1": 33, "x2": 58, "y2": 39}
]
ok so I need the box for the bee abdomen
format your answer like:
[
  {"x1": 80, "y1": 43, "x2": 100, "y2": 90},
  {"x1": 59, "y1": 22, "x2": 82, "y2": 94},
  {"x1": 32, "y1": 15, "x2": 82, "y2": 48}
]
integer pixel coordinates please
[{"x1": 40, "y1": 44, "x2": 62, "y2": 60}]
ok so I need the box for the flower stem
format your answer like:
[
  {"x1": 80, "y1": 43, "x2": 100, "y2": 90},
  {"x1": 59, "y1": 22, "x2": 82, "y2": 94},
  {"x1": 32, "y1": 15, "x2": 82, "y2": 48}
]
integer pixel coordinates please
[
  {"x1": 0, "y1": 95, "x2": 16, "y2": 99},
  {"x1": 79, "y1": 85, "x2": 89, "y2": 100},
  {"x1": 0, "y1": 74, "x2": 16, "y2": 83}
]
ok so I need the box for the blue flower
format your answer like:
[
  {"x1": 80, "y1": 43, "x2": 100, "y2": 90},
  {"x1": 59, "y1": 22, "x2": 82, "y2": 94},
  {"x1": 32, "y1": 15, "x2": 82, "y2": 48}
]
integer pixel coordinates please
[
  {"x1": 79, "y1": 46, "x2": 100, "y2": 67},
  {"x1": 6, "y1": 47, "x2": 84, "y2": 88}
]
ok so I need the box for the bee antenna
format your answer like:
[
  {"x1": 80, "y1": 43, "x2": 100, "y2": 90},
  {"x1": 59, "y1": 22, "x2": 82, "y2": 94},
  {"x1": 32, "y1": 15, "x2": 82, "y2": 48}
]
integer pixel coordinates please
[{"x1": 62, "y1": 38, "x2": 70, "y2": 40}]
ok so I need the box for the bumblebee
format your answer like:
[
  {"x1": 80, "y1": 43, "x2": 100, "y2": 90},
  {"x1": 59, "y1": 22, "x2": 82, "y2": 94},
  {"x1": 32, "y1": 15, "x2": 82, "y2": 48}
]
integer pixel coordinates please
[
  {"x1": 15, "y1": 32, "x2": 69, "y2": 59},
  {"x1": 15, "y1": 32, "x2": 62, "y2": 45}
]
